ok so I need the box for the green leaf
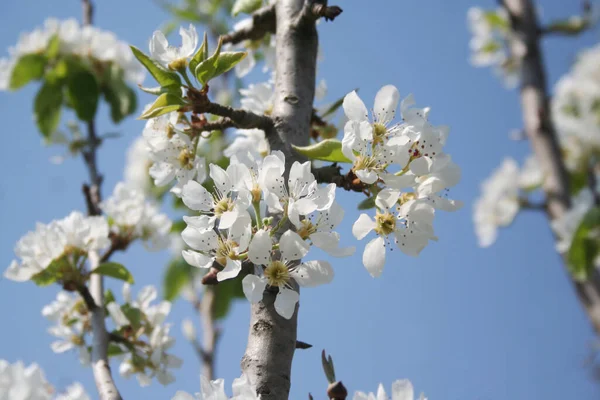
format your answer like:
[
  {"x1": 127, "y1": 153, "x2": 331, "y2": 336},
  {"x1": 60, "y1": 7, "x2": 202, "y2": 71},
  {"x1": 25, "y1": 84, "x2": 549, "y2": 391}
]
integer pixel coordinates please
[
  {"x1": 357, "y1": 196, "x2": 376, "y2": 210},
  {"x1": 34, "y1": 80, "x2": 63, "y2": 137},
  {"x1": 121, "y1": 304, "x2": 142, "y2": 329},
  {"x1": 130, "y1": 46, "x2": 182, "y2": 88},
  {"x1": 232, "y1": 0, "x2": 262, "y2": 16},
  {"x1": 46, "y1": 34, "x2": 61, "y2": 60},
  {"x1": 568, "y1": 207, "x2": 600, "y2": 281},
  {"x1": 138, "y1": 85, "x2": 169, "y2": 96},
  {"x1": 293, "y1": 139, "x2": 352, "y2": 163},
  {"x1": 163, "y1": 258, "x2": 194, "y2": 302},
  {"x1": 484, "y1": 11, "x2": 509, "y2": 30},
  {"x1": 546, "y1": 17, "x2": 588, "y2": 36},
  {"x1": 170, "y1": 219, "x2": 187, "y2": 233},
  {"x1": 139, "y1": 92, "x2": 185, "y2": 119},
  {"x1": 189, "y1": 32, "x2": 209, "y2": 74},
  {"x1": 195, "y1": 37, "x2": 223, "y2": 85},
  {"x1": 107, "y1": 343, "x2": 127, "y2": 357},
  {"x1": 92, "y1": 262, "x2": 134, "y2": 284},
  {"x1": 213, "y1": 51, "x2": 247, "y2": 77},
  {"x1": 31, "y1": 259, "x2": 68, "y2": 287},
  {"x1": 321, "y1": 350, "x2": 336, "y2": 384},
  {"x1": 102, "y1": 66, "x2": 137, "y2": 123},
  {"x1": 65, "y1": 63, "x2": 99, "y2": 121},
  {"x1": 104, "y1": 289, "x2": 116, "y2": 306},
  {"x1": 10, "y1": 54, "x2": 47, "y2": 90},
  {"x1": 213, "y1": 274, "x2": 245, "y2": 320}
]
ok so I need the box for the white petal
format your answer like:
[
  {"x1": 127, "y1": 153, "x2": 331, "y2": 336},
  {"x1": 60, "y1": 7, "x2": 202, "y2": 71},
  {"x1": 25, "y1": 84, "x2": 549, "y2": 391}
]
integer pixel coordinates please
[
  {"x1": 291, "y1": 260, "x2": 334, "y2": 287},
  {"x1": 51, "y1": 340, "x2": 74, "y2": 353},
  {"x1": 352, "y1": 214, "x2": 375, "y2": 240},
  {"x1": 376, "y1": 188, "x2": 401, "y2": 209},
  {"x1": 363, "y1": 237, "x2": 386, "y2": 277},
  {"x1": 218, "y1": 210, "x2": 238, "y2": 230},
  {"x1": 179, "y1": 24, "x2": 198, "y2": 58},
  {"x1": 107, "y1": 302, "x2": 130, "y2": 328},
  {"x1": 310, "y1": 232, "x2": 355, "y2": 257},
  {"x1": 182, "y1": 250, "x2": 214, "y2": 269},
  {"x1": 182, "y1": 180, "x2": 214, "y2": 212},
  {"x1": 171, "y1": 391, "x2": 196, "y2": 400},
  {"x1": 274, "y1": 287, "x2": 299, "y2": 319},
  {"x1": 391, "y1": 379, "x2": 414, "y2": 400},
  {"x1": 409, "y1": 157, "x2": 430, "y2": 176},
  {"x1": 201, "y1": 377, "x2": 227, "y2": 399},
  {"x1": 248, "y1": 229, "x2": 272, "y2": 265},
  {"x1": 343, "y1": 90, "x2": 368, "y2": 121},
  {"x1": 279, "y1": 230, "x2": 310, "y2": 261},
  {"x1": 217, "y1": 258, "x2": 242, "y2": 281},
  {"x1": 182, "y1": 226, "x2": 218, "y2": 251},
  {"x1": 242, "y1": 274, "x2": 267, "y2": 304},
  {"x1": 356, "y1": 169, "x2": 379, "y2": 184},
  {"x1": 374, "y1": 85, "x2": 400, "y2": 125},
  {"x1": 209, "y1": 164, "x2": 233, "y2": 195}
]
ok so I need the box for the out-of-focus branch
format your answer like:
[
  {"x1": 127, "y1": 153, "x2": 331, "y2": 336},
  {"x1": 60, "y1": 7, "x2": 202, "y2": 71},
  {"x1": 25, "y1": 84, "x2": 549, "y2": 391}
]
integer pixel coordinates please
[
  {"x1": 502, "y1": 0, "x2": 600, "y2": 335},
  {"x1": 313, "y1": 165, "x2": 367, "y2": 193},
  {"x1": 79, "y1": 2, "x2": 121, "y2": 399},
  {"x1": 221, "y1": 4, "x2": 276, "y2": 45},
  {"x1": 198, "y1": 287, "x2": 219, "y2": 380},
  {"x1": 296, "y1": 1, "x2": 343, "y2": 25}
]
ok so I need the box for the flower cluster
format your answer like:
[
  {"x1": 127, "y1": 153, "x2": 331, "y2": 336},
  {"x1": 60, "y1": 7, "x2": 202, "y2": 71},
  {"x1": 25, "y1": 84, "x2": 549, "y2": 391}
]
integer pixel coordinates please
[
  {"x1": 467, "y1": 7, "x2": 522, "y2": 88},
  {"x1": 473, "y1": 156, "x2": 543, "y2": 247},
  {"x1": 552, "y1": 43, "x2": 600, "y2": 171},
  {"x1": 353, "y1": 379, "x2": 426, "y2": 400},
  {"x1": 102, "y1": 182, "x2": 172, "y2": 251},
  {"x1": 124, "y1": 136, "x2": 154, "y2": 195},
  {"x1": 172, "y1": 374, "x2": 259, "y2": 400},
  {"x1": 0, "y1": 359, "x2": 90, "y2": 400},
  {"x1": 0, "y1": 18, "x2": 143, "y2": 90},
  {"x1": 42, "y1": 291, "x2": 91, "y2": 365},
  {"x1": 180, "y1": 150, "x2": 351, "y2": 318},
  {"x1": 343, "y1": 85, "x2": 462, "y2": 277},
  {"x1": 4, "y1": 211, "x2": 110, "y2": 282},
  {"x1": 551, "y1": 188, "x2": 597, "y2": 256},
  {"x1": 143, "y1": 112, "x2": 207, "y2": 197},
  {"x1": 107, "y1": 284, "x2": 182, "y2": 386}
]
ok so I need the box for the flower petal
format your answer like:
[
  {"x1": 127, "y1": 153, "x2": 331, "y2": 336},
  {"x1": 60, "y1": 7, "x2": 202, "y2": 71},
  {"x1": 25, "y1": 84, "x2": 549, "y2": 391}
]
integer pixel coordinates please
[
  {"x1": 217, "y1": 258, "x2": 242, "y2": 281},
  {"x1": 391, "y1": 379, "x2": 414, "y2": 400},
  {"x1": 182, "y1": 250, "x2": 214, "y2": 269},
  {"x1": 363, "y1": 237, "x2": 386, "y2": 277},
  {"x1": 291, "y1": 260, "x2": 334, "y2": 287},
  {"x1": 374, "y1": 85, "x2": 400, "y2": 125},
  {"x1": 242, "y1": 274, "x2": 267, "y2": 304},
  {"x1": 376, "y1": 188, "x2": 401, "y2": 209},
  {"x1": 343, "y1": 90, "x2": 368, "y2": 122},
  {"x1": 248, "y1": 229, "x2": 272, "y2": 265},
  {"x1": 279, "y1": 230, "x2": 310, "y2": 261},
  {"x1": 182, "y1": 180, "x2": 213, "y2": 212},
  {"x1": 274, "y1": 287, "x2": 299, "y2": 319},
  {"x1": 352, "y1": 214, "x2": 375, "y2": 240}
]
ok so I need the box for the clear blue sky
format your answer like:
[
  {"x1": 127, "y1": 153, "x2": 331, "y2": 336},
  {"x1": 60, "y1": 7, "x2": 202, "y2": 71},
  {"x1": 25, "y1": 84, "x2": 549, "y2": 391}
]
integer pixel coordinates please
[{"x1": 1, "y1": 0, "x2": 599, "y2": 399}]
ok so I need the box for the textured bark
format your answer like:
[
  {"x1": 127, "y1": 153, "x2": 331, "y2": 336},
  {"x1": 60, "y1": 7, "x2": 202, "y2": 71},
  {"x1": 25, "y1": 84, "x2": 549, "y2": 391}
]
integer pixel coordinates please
[
  {"x1": 503, "y1": 0, "x2": 600, "y2": 334},
  {"x1": 200, "y1": 287, "x2": 218, "y2": 380},
  {"x1": 240, "y1": 0, "x2": 319, "y2": 398}
]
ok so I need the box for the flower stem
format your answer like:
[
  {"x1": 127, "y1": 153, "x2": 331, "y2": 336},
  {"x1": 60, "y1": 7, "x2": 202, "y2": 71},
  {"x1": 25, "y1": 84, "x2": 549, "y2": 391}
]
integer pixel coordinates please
[{"x1": 253, "y1": 202, "x2": 262, "y2": 229}]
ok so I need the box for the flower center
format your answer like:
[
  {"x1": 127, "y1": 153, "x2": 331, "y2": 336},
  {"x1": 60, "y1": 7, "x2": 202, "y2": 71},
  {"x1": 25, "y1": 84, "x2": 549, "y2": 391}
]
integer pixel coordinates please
[
  {"x1": 264, "y1": 260, "x2": 290, "y2": 287},
  {"x1": 215, "y1": 238, "x2": 238, "y2": 267},
  {"x1": 297, "y1": 220, "x2": 317, "y2": 240},
  {"x1": 167, "y1": 58, "x2": 188, "y2": 71},
  {"x1": 178, "y1": 149, "x2": 195, "y2": 170},
  {"x1": 70, "y1": 335, "x2": 84, "y2": 346},
  {"x1": 372, "y1": 123, "x2": 387, "y2": 144},
  {"x1": 251, "y1": 184, "x2": 262, "y2": 203},
  {"x1": 353, "y1": 155, "x2": 380, "y2": 172},
  {"x1": 374, "y1": 212, "x2": 397, "y2": 236},
  {"x1": 214, "y1": 197, "x2": 235, "y2": 217},
  {"x1": 399, "y1": 192, "x2": 416, "y2": 205},
  {"x1": 166, "y1": 125, "x2": 176, "y2": 139}
]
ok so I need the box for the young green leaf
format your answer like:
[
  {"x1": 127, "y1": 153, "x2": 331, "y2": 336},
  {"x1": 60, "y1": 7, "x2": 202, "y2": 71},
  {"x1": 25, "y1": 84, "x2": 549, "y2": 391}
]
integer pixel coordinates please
[
  {"x1": 46, "y1": 34, "x2": 61, "y2": 60},
  {"x1": 213, "y1": 51, "x2": 247, "y2": 77},
  {"x1": 9, "y1": 54, "x2": 47, "y2": 90},
  {"x1": 357, "y1": 196, "x2": 376, "y2": 210},
  {"x1": 568, "y1": 207, "x2": 600, "y2": 281},
  {"x1": 194, "y1": 37, "x2": 223, "y2": 85},
  {"x1": 163, "y1": 258, "x2": 194, "y2": 302},
  {"x1": 102, "y1": 66, "x2": 137, "y2": 123},
  {"x1": 292, "y1": 139, "x2": 352, "y2": 163},
  {"x1": 92, "y1": 262, "x2": 134, "y2": 284},
  {"x1": 189, "y1": 32, "x2": 209, "y2": 74},
  {"x1": 232, "y1": 0, "x2": 262, "y2": 16},
  {"x1": 139, "y1": 92, "x2": 186, "y2": 119},
  {"x1": 31, "y1": 259, "x2": 66, "y2": 287},
  {"x1": 34, "y1": 80, "x2": 63, "y2": 138},
  {"x1": 130, "y1": 45, "x2": 182, "y2": 88},
  {"x1": 65, "y1": 64, "x2": 99, "y2": 122}
]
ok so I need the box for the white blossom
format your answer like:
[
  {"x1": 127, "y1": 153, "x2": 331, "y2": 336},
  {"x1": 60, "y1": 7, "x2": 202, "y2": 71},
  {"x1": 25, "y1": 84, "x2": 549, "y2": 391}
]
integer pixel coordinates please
[
  {"x1": 353, "y1": 379, "x2": 426, "y2": 400},
  {"x1": 240, "y1": 81, "x2": 274, "y2": 115},
  {"x1": 150, "y1": 24, "x2": 198, "y2": 70},
  {"x1": 102, "y1": 182, "x2": 172, "y2": 250},
  {"x1": 124, "y1": 136, "x2": 153, "y2": 195},
  {"x1": 473, "y1": 158, "x2": 520, "y2": 247},
  {"x1": 55, "y1": 382, "x2": 91, "y2": 400},
  {"x1": 224, "y1": 129, "x2": 269, "y2": 159},
  {"x1": 0, "y1": 360, "x2": 53, "y2": 400},
  {"x1": 552, "y1": 188, "x2": 595, "y2": 254},
  {"x1": 4, "y1": 211, "x2": 109, "y2": 282},
  {"x1": 171, "y1": 374, "x2": 259, "y2": 399},
  {"x1": 243, "y1": 230, "x2": 334, "y2": 319}
]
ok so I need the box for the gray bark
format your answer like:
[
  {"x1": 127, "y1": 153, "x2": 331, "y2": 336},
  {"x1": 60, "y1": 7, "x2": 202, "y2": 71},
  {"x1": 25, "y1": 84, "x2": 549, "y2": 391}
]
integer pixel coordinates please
[
  {"x1": 503, "y1": 0, "x2": 600, "y2": 334},
  {"x1": 240, "y1": 0, "x2": 319, "y2": 398}
]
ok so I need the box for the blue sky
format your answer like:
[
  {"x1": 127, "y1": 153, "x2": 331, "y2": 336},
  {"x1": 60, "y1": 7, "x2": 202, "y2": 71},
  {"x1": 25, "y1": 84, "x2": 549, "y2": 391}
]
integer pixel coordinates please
[{"x1": 1, "y1": 0, "x2": 599, "y2": 399}]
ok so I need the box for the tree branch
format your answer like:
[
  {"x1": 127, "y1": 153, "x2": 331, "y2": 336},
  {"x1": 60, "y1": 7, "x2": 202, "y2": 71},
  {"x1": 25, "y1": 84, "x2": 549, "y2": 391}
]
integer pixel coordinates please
[
  {"x1": 240, "y1": 1, "x2": 319, "y2": 398},
  {"x1": 313, "y1": 165, "x2": 366, "y2": 193},
  {"x1": 202, "y1": 117, "x2": 237, "y2": 132},
  {"x1": 503, "y1": 0, "x2": 600, "y2": 335},
  {"x1": 199, "y1": 286, "x2": 219, "y2": 380},
  {"x1": 188, "y1": 90, "x2": 274, "y2": 131},
  {"x1": 221, "y1": 4, "x2": 276, "y2": 45},
  {"x1": 295, "y1": 1, "x2": 343, "y2": 25}
]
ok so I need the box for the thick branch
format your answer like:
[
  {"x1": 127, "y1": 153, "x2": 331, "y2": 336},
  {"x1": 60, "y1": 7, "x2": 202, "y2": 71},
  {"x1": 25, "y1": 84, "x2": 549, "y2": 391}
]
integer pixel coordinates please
[
  {"x1": 296, "y1": 2, "x2": 343, "y2": 25},
  {"x1": 241, "y1": 1, "x2": 319, "y2": 398},
  {"x1": 202, "y1": 117, "x2": 236, "y2": 132},
  {"x1": 199, "y1": 287, "x2": 219, "y2": 380},
  {"x1": 221, "y1": 4, "x2": 276, "y2": 45},
  {"x1": 503, "y1": 0, "x2": 600, "y2": 335}
]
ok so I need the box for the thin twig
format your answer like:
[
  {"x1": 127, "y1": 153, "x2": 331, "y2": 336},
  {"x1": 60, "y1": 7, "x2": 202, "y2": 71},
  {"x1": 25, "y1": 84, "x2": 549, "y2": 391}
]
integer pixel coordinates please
[
  {"x1": 221, "y1": 4, "x2": 276, "y2": 45},
  {"x1": 312, "y1": 165, "x2": 366, "y2": 193}
]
